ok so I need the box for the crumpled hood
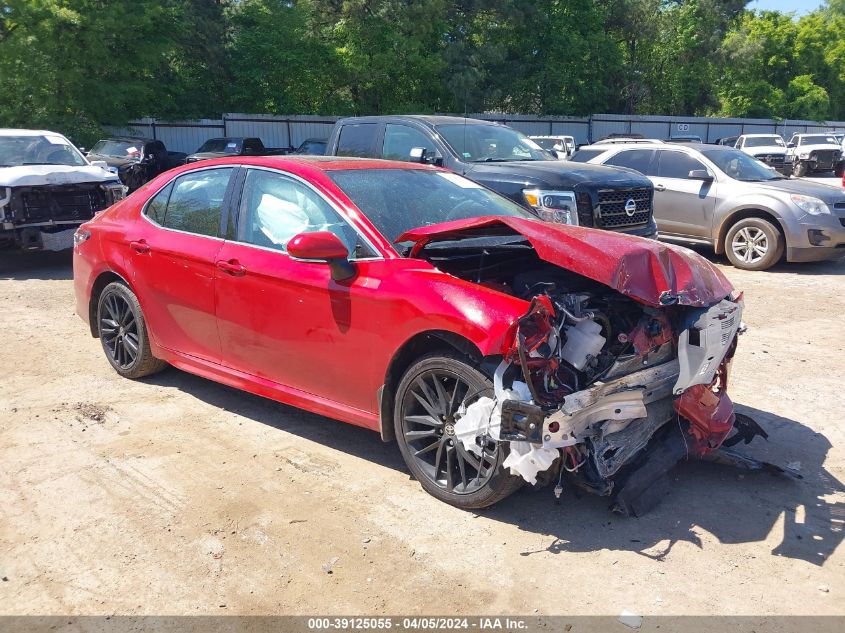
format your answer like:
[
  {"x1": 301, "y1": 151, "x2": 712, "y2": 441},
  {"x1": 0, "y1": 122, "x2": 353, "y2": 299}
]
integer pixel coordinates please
[
  {"x1": 396, "y1": 217, "x2": 734, "y2": 308},
  {"x1": 0, "y1": 164, "x2": 118, "y2": 187}
]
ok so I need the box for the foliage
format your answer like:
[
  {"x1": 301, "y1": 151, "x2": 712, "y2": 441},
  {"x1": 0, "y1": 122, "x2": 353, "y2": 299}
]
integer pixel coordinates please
[{"x1": 2, "y1": 0, "x2": 845, "y2": 144}]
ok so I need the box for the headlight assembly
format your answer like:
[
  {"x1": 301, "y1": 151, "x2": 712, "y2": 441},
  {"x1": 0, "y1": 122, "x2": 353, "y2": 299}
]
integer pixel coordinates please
[
  {"x1": 791, "y1": 194, "x2": 830, "y2": 215},
  {"x1": 523, "y1": 189, "x2": 579, "y2": 225}
]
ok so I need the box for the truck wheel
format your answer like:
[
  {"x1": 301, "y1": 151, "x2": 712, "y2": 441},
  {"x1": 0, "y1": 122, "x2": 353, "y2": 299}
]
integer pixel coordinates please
[
  {"x1": 835, "y1": 163, "x2": 844, "y2": 178},
  {"x1": 793, "y1": 162, "x2": 807, "y2": 178},
  {"x1": 97, "y1": 282, "x2": 167, "y2": 379},
  {"x1": 393, "y1": 353, "x2": 522, "y2": 509},
  {"x1": 725, "y1": 218, "x2": 784, "y2": 271}
]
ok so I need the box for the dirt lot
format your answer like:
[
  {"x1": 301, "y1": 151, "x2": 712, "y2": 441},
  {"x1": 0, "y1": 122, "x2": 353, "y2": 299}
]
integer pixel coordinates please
[{"x1": 1, "y1": 248, "x2": 843, "y2": 617}]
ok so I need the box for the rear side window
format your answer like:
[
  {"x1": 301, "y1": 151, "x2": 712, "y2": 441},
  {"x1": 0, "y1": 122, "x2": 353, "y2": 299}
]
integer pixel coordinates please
[
  {"x1": 568, "y1": 148, "x2": 604, "y2": 163},
  {"x1": 159, "y1": 168, "x2": 233, "y2": 237},
  {"x1": 604, "y1": 149, "x2": 656, "y2": 176},
  {"x1": 336, "y1": 124, "x2": 378, "y2": 158},
  {"x1": 382, "y1": 124, "x2": 434, "y2": 161},
  {"x1": 145, "y1": 183, "x2": 172, "y2": 224},
  {"x1": 656, "y1": 151, "x2": 706, "y2": 179}
]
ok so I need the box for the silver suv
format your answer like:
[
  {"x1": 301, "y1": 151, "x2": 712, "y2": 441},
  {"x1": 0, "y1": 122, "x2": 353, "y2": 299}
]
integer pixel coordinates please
[{"x1": 571, "y1": 142, "x2": 845, "y2": 270}]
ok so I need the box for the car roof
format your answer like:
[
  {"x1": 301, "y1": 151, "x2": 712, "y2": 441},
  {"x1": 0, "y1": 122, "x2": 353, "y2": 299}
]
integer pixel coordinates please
[
  {"x1": 337, "y1": 115, "x2": 503, "y2": 128},
  {"x1": 740, "y1": 133, "x2": 782, "y2": 137},
  {"x1": 173, "y1": 155, "x2": 438, "y2": 172},
  {"x1": 0, "y1": 128, "x2": 68, "y2": 137},
  {"x1": 100, "y1": 136, "x2": 155, "y2": 143}
]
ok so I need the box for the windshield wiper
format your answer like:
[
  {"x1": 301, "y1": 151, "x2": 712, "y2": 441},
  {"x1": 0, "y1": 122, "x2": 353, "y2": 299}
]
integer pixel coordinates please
[{"x1": 473, "y1": 157, "x2": 538, "y2": 163}]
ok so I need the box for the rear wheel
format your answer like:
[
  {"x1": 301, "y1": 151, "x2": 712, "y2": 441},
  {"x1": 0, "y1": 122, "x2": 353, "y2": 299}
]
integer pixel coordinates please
[
  {"x1": 97, "y1": 282, "x2": 166, "y2": 378},
  {"x1": 393, "y1": 353, "x2": 522, "y2": 509},
  {"x1": 724, "y1": 217, "x2": 784, "y2": 271},
  {"x1": 792, "y1": 161, "x2": 807, "y2": 177}
]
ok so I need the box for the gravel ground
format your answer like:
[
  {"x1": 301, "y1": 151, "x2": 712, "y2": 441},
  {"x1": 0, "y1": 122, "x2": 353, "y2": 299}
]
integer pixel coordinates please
[{"x1": 0, "y1": 247, "x2": 843, "y2": 617}]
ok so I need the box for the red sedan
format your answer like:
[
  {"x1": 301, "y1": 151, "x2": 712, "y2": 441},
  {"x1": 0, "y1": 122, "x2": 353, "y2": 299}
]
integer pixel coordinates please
[{"x1": 73, "y1": 156, "x2": 767, "y2": 513}]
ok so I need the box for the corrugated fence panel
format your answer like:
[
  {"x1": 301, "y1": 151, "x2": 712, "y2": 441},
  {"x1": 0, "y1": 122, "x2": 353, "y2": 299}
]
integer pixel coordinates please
[{"x1": 116, "y1": 113, "x2": 845, "y2": 151}]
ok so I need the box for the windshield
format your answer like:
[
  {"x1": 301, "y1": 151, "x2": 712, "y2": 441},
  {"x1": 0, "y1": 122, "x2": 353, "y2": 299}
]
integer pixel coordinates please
[
  {"x1": 436, "y1": 124, "x2": 553, "y2": 162},
  {"x1": 90, "y1": 139, "x2": 144, "y2": 160},
  {"x1": 294, "y1": 140, "x2": 326, "y2": 155},
  {"x1": 327, "y1": 168, "x2": 537, "y2": 246},
  {"x1": 196, "y1": 138, "x2": 242, "y2": 154},
  {"x1": 800, "y1": 135, "x2": 838, "y2": 145},
  {"x1": 0, "y1": 134, "x2": 88, "y2": 167},
  {"x1": 744, "y1": 136, "x2": 784, "y2": 148},
  {"x1": 569, "y1": 148, "x2": 605, "y2": 163},
  {"x1": 701, "y1": 148, "x2": 782, "y2": 182}
]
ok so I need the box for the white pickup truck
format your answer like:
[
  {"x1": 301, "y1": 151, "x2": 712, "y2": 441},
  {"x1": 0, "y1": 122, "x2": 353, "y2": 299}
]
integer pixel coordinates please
[
  {"x1": 0, "y1": 129, "x2": 126, "y2": 251},
  {"x1": 785, "y1": 133, "x2": 844, "y2": 177}
]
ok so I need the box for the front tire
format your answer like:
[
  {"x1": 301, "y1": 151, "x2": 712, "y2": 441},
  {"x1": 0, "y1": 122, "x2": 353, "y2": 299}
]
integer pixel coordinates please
[
  {"x1": 393, "y1": 353, "x2": 522, "y2": 509},
  {"x1": 97, "y1": 282, "x2": 166, "y2": 378},
  {"x1": 792, "y1": 161, "x2": 807, "y2": 178},
  {"x1": 724, "y1": 217, "x2": 784, "y2": 271}
]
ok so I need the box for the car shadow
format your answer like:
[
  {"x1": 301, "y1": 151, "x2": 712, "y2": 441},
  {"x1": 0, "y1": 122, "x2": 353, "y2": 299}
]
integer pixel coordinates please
[
  {"x1": 0, "y1": 250, "x2": 73, "y2": 280},
  {"x1": 144, "y1": 368, "x2": 842, "y2": 566}
]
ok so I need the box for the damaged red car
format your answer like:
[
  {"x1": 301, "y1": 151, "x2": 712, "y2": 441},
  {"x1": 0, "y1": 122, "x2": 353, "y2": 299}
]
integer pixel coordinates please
[{"x1": 73, "y1": 157, "x2": 779, "y2": 514}]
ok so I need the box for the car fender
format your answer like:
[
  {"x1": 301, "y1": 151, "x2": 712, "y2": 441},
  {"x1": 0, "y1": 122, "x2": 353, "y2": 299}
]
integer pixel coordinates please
[{"x1": 713, "y1": 194, "x2": 792, "y2": 253}]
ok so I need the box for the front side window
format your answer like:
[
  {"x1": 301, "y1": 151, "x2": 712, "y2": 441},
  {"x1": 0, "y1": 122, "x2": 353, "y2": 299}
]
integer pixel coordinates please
[
  {"x1": 197, "y1": 138, "x2": 242, "y2": 154},
  {"x1": 159, "y1": 168, "x2": 233, "y2": 236},
  {"x1": 604, "y1": 149, "x2": 656, "y2": 176},
  {"x1": 382, "y1": 124, "x2": 434, "y2": 162},
  {"x1": 336, "y1": 124, "x2": 378, "y2": 158},
  {"x1": 656, "y1": 151, "x2": 707, "y2": 179},
  {"x1": 435, "y1": 123, "x2": 553, "y2": 162},
  {"x1": 239, "y1": 169, "x2": 361, "y2": 256}
]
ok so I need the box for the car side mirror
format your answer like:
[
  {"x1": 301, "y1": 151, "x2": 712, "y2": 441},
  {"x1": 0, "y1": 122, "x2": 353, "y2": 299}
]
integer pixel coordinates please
[
  {"x1": 409, "y1": 147, "x2": 442, "y2": 166},
  {"x1": 787, "y1": 142, "x2": 795, "y2": 148},
  {"x1": 688, "y1": 169, "x2": 713, "y2": 181},
  {"x1": 287, "y1": 231, "x2": 356, "y2": 281}
]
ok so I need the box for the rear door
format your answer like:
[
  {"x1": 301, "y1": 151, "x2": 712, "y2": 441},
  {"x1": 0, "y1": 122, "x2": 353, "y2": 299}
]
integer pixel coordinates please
[
  {"x1": 651, "y1": 149, "x2": 717, "y2": 238},
  {"x1": 128, "y1": 166, "x2": 236, "y2": 363},
  {"x1": 334, "y1": 123, "x2": 382, "y2": 158}
]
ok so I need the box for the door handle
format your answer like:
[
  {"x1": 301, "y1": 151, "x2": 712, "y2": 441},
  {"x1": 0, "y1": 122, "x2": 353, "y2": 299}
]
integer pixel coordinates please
[
  {"x1": 129, "y1": 239, "x2": 150, "y2": 254},
  {"x1": 215, "y1": 259, "x2": 246, "y2": 276},
  {"x1": 654, "y1": 183, "x2": 666, "y2": 192}
]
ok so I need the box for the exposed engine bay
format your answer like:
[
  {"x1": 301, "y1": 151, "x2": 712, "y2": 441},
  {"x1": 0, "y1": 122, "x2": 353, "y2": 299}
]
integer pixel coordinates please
[{"x1": 421, "y1": 239, "x2": 790, "y2": 514}]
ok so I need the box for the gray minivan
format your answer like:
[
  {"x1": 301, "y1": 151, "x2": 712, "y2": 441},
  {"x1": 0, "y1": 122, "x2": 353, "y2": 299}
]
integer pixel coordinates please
[{"x1": 572, "y1": 142, "x2": 845, "y2": 270}]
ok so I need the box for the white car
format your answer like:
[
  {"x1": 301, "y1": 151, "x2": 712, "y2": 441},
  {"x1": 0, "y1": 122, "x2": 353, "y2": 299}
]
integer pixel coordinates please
[
  {"x1": 785, "y1": 133, "x2": 844, "y2": 177},
  {"x1": 0, "y1": 129, "x2": 125, "y2": 251},
  {"x1": 735, "y1": 134, "x2": 788, "y2": 174},
  {"x1": 528, "y1": 135, "x2": 576, "y2": 159}
]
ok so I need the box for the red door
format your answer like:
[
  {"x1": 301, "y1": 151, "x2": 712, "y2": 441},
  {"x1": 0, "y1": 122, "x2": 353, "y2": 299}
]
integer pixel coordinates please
[
  {"x1": 213, "y1": 168, "x2": 389, "y2": 413},
  {"x1": 126, "y1": 167, "x2": 234, "y2": 363}
]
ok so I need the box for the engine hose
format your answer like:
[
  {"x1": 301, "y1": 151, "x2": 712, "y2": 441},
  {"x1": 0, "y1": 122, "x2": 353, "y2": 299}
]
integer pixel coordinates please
[{"x1": 516, "y1": 332, "x2": 544, "y2": 404}]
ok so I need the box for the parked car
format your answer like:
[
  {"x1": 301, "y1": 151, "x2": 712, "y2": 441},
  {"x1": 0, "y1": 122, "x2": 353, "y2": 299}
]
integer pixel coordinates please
[
  {"x1": 185, "y1": 137, "x2": 289, "y2": 163},
  {"x1": 578, "y1": 142, "x2": 845, "y2": 270},
  {"x1": 735, "y1": 134, "x2": 789, "y2": 174},
  {"x1": 666, "y1": 135, "x2": 703, "y2": 144},
  {"x1": 292, "y1": 138, "x2": 327, "y2": 155},
  {"x1": 73, "y1": 155, "x2": 770, "y2": 513},
  {"x1": 785, "y1": 133, "x2": 844, "y2": 177},
  {"x1": 325, "y1": 116, "x2": 658, "y2": 238},
  {"x1": 87, "y1": 137, "x2": 187, "y2": 191},
  {"x1": 0, "y1": 129, "x2": 126, "y2": 251},
  {"x1": 529, "y1": 135, "x2": 576, "y2": 159}
]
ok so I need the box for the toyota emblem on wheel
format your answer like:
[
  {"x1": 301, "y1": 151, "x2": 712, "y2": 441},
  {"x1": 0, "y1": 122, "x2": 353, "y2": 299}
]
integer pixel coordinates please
[{"x1": 624, "y1": 198, "x2": 637, "y2": 216}]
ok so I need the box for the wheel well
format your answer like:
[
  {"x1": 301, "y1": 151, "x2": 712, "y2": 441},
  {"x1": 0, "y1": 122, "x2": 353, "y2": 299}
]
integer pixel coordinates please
[
  {"x1": 378, "y1": 331, "x2": 484, "y2": 443},
  {"x1": 715, "y1": 209, "x2": 785, "y2": 255},
  {"x1": 88, "y1": 271, "x2": 127, "y2": 337}
]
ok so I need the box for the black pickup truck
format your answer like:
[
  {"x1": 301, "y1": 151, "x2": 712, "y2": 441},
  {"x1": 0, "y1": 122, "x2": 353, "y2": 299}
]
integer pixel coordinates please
[
  {"x1": 325, "y1": 116, "x2": 657, "y2": 237},
  {"x1": 185, "y1": 137, "x2": 289, "y2": 164},
  {"x1": 86, "y1": 137, "x2": 187, "y2": 191}
]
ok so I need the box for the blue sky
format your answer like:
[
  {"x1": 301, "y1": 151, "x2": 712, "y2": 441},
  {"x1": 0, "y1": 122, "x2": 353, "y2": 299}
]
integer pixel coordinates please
[{"x1": 748, "y1": 0, "x2": 825, "y2": 14}]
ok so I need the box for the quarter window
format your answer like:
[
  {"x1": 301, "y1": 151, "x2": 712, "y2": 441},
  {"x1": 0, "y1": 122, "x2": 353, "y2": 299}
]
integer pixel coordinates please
[
  {"x1": 160, "y1": 168, "x2": 233, "y2": 237},
  {"x1": 382, "y1": 124, "x2": 434, "y2": 162},
  {"x1": 656, "y1": 151, "x2": 707, "y2": 179},
  {"x1": 238, "y1": 169, "x2": 363, "y2": 256},
  {"x1": 145, "y1": 183, "x2": 172, "y2": 225}
]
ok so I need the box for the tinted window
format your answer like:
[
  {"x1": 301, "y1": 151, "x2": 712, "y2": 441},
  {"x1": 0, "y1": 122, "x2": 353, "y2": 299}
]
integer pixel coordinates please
[
  {"x1": 328, "y1": 168, "x2": 535, "y2": 245},
  {"x1": 568, "y1": 148, "x2": 605, "y2": 163},
  {"x1": 382, "y1": 124, "x2": 434, "y2": 161},
  {"x1": 604, "y1": 149, "x2": 656, "y2": 176},
  {"x1": 656, "y1": 151, "x2": 707, "y2": 179},
  {"x1": 162, "y1": 168, "x2": 233, "y2": 236},
  {"x1": 800, "y1": 135, "x2": 838, "y2": 145},
  {"x1": 436, "y1": 123, "x2": 552, "y2": 162},
  {"x1": 145, "y1": 183, "x2": 172, "y2": 225},
  {"x1": 239, "y1": 169, "x2": 362, "y2": 256},
  {"x1": 336, "y1": 124, "x2": 378, "y2": 158}
]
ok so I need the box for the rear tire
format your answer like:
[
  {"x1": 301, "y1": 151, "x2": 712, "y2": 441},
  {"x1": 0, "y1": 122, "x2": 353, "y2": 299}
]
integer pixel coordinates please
[
  {"x1": 97, "y1": 282, "x2": 166, "y2": 378},
  {"x1": 724, "y1": 217, "x2": 784, "y2": 271},
  {"x1": 835, "y1": 163, "x2": 844, "y2": 178},
  {"x1": 393, "y1": 353, "x2": 522, "y2": 509}
]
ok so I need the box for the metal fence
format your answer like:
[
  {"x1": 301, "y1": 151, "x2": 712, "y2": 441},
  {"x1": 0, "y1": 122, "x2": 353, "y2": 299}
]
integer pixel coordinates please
[{"x1": 108, "y1": 113, "x2": 845, "y2": 153}]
